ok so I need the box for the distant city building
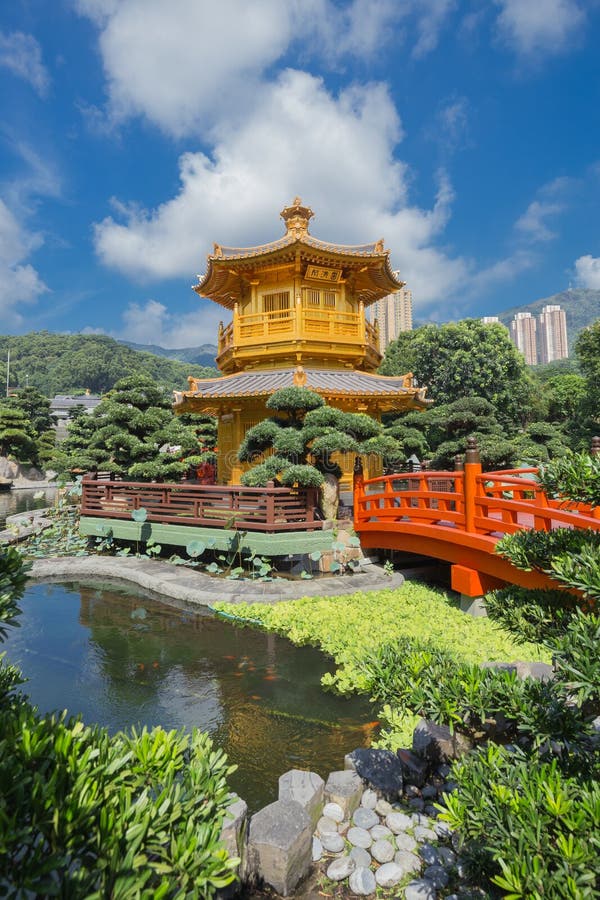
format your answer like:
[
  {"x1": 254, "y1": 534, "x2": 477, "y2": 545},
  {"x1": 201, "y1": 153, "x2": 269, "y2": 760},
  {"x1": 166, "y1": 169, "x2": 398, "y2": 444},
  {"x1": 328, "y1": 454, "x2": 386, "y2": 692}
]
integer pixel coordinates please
[
  {"x1": 50, "y1": 392, "x2": 101, "y2": 439},
  {"x1": 538, "y1": 304, "x2": 569, "y2": 364},
  {"x1": 368, "y1": 284, "x2": 413, "y2": 352},
  {"x1": 481, "y1": 316, "x2": 500, "y2": 324},
  {"x1": 510, "y1": 312, "x2": 538, "y2": 365}
]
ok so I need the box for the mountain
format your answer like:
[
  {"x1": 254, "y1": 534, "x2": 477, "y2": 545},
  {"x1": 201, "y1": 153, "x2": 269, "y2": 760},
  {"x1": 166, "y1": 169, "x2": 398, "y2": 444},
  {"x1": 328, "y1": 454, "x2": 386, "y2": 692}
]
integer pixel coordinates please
[
  {"x1": 119, "y1": 341, "x2": 218, "y2": 368},
  {"x1": 497, "y1": 288, "x2": 600, "y2": 351},
  {"x1": 0, "y1": 332, "x2": 219, "y2": 397}
]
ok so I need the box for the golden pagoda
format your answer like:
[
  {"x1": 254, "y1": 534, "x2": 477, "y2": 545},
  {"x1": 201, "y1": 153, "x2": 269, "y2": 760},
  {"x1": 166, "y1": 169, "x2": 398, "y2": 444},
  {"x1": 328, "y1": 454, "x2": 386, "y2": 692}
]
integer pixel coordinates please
[{"x1": 174, "y1": 199, "x2": 428, "y2": 484}]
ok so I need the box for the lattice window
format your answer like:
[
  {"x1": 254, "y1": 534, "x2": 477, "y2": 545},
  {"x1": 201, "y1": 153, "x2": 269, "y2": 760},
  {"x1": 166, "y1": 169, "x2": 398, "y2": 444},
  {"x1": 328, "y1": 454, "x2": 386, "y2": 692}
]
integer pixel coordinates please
[
  {"x1": 262, "y1": 291, "x2": 290, "y2": 318},
  {"x1": 302, "y1": 287, "x2": 339, "y2": 308},
  {"x1": 324, "y1": 290, "x2": 337, "y2": 308}
]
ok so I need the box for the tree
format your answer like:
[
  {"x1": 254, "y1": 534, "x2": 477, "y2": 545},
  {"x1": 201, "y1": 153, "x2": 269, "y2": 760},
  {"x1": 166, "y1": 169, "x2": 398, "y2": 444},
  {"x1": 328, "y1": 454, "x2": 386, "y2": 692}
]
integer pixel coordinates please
[
  {"x1": 55, "y1": 374, "x2": 201, "y2": 480},
  {"x1": 379, "y1": 321, "x2": 534, "y2": 426},
  {"x1": 7, "y1": 386, "x2": 56, "y2": 436},
  {"x1": 574, "y1": 320, "x2": 600, "y2": 441},
  {"x1": 0, "y1": 404, "x2": 37, "y2": 462},
  {"x1": 238, "y1": 387, "x2": 403, "y2": 487}
]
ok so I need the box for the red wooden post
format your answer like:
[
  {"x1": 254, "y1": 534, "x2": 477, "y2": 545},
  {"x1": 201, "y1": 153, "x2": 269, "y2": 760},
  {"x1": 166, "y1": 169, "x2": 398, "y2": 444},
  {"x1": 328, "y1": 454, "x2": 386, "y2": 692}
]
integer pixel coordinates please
[
  {"x1": 591, "y1": 438, "x2": 600, "y2": 520},
  {"x1": 463, "y1": 436, "x2": 481, "y2": 533}
]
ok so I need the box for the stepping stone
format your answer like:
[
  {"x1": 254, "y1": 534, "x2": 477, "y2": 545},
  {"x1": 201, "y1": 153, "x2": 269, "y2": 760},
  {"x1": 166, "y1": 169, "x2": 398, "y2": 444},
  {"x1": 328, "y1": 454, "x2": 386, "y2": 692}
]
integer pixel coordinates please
[
  {"x1": 371, "y1": 838, "x2": 395, "y2": 863},
  {"x1": 322, "y1": 801, "x2": 344, "y2": 823},
  {"x1": 316, "y1": 816, "x2": 338, "y2": 836},
  {"x1": 375, "y1": 861, "x2": 404, "y2": 888},
  {"x1": 370, "y1": 823, "x2": 392, "y2": 840},
  {"x1": 350, "y1": 846, "x2": 372, "y2": 868},
  {"x1": 404, "y1": 879, "x2": 436, "y2": 900},
  {"x1": 248, "y1": 800, "x2": 312, "y2": 897},
  {"x1": 324, "y1": 770, "x2": 364, "y2": 817},
  {"x1": 375, "y1": 798, "x2": 393, "y2": 817},
  {"x1": 424, "y1": 864, "x2": 449, "y2": 888},
  {"x1": 279, "y1": 770, "x2": 324, "y2": 828},
  {"x1": 327, "y1": 855, "x2": 356, "y2": 881},
  {"x1": 349, "y1": 866, "x2": 377, "y2": 896},
  {"x1": 361, "y1": 788, "x2": 378, "y2": 809},
  {"x1": 395, "y1": 850, "x2": 422, "y2": 875},
  {"x1": 386, "y1": 811, "x2": 412, "y2": 833},
  {"x1": 347, "y1": 826, "x2": 372, "y2": 849},
  {"x1": 419, "y1": 843, "x2": 440, "y2": 865},
  {"x1": 395, "y1": 832, "x2": 417, "y2": 852},
  {"x1": 321, "y1": 832, "x2": 345, "y2": 853},
  {"x1": 353, "y1": 807, "x2": 379, "y2": 830}
]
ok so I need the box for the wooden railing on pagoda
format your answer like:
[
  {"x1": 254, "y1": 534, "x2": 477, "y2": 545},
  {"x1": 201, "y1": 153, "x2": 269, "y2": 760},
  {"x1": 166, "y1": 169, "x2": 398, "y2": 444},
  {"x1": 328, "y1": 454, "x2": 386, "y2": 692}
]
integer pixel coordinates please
[{"x1": 81, "y1": 475, "x2": 319, "y2": 533}]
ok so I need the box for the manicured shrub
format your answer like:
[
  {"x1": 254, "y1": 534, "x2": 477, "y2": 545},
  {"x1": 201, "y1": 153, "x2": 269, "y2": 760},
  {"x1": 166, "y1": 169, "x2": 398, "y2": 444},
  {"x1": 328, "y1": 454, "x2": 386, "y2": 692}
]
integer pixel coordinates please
[{"x1": 485, "y1": 585, "x2": 578, "y2": 643}]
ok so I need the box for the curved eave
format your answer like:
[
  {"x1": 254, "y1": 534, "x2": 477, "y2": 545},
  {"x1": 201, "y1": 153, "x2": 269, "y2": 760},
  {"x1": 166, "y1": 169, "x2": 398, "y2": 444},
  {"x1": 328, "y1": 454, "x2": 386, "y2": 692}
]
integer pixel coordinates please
[{"x1": 194, "y1": 237, "x2": 403, "y2": 309}]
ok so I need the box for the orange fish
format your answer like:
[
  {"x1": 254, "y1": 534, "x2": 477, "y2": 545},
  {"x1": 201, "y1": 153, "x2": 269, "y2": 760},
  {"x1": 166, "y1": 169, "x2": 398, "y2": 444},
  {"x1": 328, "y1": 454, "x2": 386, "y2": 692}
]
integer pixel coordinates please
[
  {"x1": 233, "y1": 672, "x2": 243, "y2": 677},
  {"x1": 250, "y1": 695, "x2": 262, "y2": 701},
  {"x1": 263, "y1": 674, "x2": 278, "y2": 681},
  {"x1": 362, "y1": 721, "x2": 380, "y2": 730},
  {"x1": 152, "y1": 662, "x2": 159, "y2": 669},
  {"x1": 137, "y1": 663, "x2": 145, "y2": 671},
  {"x1": 223, "y1": 655, "x2": 236, "y2": 660}
]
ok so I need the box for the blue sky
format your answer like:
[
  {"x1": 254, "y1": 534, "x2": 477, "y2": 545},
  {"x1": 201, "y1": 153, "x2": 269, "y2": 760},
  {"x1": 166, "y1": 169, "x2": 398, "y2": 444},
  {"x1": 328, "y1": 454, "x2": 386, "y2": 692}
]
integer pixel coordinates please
[{"x1": 1, "y1": 0, "x2": 599, "y2": 348}]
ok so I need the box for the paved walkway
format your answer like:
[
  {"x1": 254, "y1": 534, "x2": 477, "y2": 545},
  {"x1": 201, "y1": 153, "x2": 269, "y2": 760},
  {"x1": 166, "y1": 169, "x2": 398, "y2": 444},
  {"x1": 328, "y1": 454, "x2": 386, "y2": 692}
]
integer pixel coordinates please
[{"x1": 29, "y1": 556, "x2": 404, "y2": 608}]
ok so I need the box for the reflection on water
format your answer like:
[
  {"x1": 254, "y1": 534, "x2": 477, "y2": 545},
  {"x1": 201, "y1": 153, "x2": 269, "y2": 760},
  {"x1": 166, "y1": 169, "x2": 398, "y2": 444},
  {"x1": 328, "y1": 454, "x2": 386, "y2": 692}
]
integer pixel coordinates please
[
  {"x1": 4, "y1": 582, "x2": 375, "y2": 810},
  {"x1": 0, "y1": 487, "x2": 57, "y2": 527}
]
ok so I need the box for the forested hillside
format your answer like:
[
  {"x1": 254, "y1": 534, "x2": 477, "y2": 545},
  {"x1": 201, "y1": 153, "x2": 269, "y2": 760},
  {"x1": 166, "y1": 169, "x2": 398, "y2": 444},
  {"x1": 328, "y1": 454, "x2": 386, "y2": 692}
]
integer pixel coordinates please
[
  {"x1": 120, "y1": 340, "x2": 218, "y2": 367},
  {"x1": 0, "y1": 333, "x2": 219, "y2": 396}
]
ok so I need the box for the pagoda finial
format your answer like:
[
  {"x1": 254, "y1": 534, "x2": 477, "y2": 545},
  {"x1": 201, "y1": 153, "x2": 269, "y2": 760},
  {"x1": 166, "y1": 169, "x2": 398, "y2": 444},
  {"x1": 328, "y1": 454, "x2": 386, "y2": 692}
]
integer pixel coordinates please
[{"x1": 280, "y1": 197, "x2": 314, "y2": 236}]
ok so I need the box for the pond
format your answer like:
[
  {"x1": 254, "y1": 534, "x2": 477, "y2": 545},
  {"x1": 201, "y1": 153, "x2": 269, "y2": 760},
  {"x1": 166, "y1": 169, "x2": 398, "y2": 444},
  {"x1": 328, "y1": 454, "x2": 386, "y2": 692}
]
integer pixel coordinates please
[
  {"x1": 3, "y1": 581, "x2": 376, "y2": 811},
  {"x1": 0, "y1": 487, "x2": 58, "y2": 528}
]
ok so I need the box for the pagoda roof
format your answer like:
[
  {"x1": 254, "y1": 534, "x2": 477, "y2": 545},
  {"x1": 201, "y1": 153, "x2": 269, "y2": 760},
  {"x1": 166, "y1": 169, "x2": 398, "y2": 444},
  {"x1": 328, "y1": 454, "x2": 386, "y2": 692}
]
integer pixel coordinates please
[
  {"x1": 174, "y1": 366, "x2": 430, "y2": 411},
  {"x1": 193, "y1": 198, "x2": 404, "y2": 310}
]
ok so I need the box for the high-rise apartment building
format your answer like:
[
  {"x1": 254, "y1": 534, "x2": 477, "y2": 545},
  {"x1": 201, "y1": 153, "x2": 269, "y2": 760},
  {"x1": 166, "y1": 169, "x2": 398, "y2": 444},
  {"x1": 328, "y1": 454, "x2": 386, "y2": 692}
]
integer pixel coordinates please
[
  {"x1": 481, "y1": 316, "x2": 500, "y2": 324},
  {"x1": 538, "y1": 305, "x2": 569, "y2": 364},
  {"x1": 510, "y1": 312, "x2": 538, "y2": 365},
  {"x1": 368, "y1": 285, "x2": 413, "y2": 352}
]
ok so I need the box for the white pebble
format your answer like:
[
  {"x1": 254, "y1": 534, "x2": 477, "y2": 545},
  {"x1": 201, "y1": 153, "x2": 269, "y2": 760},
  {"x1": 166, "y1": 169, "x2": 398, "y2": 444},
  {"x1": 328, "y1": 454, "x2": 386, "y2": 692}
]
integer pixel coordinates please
[
  {"x1": 322, "y1": 801, "x2": 344, "y2": 823},
  {"x1": 347, "y1": 826, "x2": 372, "y2": 849},
  {"x1": 371, "y1": 838, "x2": 395, "y2": 863},
  {"x1": 361, "y1": 788, "x2": 378, "y2": 809}
]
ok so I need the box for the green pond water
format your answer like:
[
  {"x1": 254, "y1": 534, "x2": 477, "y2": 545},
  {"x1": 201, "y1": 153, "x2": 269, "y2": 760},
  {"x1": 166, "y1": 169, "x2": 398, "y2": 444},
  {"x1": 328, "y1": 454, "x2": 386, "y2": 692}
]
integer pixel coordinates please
[
  {"x1": 4, "y1": 581, "x2": 375, "y2": 810},
  {"x1": 0, "y1": 487, "x2": 57, "y2": 527}
]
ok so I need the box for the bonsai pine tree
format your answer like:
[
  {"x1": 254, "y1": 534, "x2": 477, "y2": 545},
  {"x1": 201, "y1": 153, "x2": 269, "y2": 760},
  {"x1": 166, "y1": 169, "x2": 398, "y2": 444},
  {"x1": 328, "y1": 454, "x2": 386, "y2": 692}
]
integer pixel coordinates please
[
  {"x1": 56, "y1": 374, "x2": 201, "y2": 481},
  {"x1": 0, "y1": 403, "x2": 37, "y2": 463},
  {"x1": 238, "y1": 387, "x2": 403, "y2": 487}
]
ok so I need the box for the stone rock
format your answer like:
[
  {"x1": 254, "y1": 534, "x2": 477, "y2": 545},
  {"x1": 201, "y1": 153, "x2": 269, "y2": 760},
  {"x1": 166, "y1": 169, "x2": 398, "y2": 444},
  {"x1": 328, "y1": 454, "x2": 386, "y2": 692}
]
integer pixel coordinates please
[
  {"x1": 352, "y1": 807, "x2": 379, "y2": 830},
  {"x1": 322, "y1": 801, "x2": 344, "y2": 823},
  {"x1": 414, "y1": 826, "x2": 438, "y2": 843},
  {"x1": 395, "y1": 850, "x2": 422, "y2": 875},
  {"x1": 408, "y1": 797, "x2": 425, "y2": 811},
  {"x1": 350, "y1": 846, "x2": 372, "y2": 867},
  {"x1": 434, "y1": 820, "x2": 453, "y2": 840},
  {"x1": 316, "y1": 816, "x2": 338, "y2": 837},
  {"x1": 375, "y1": 798, "x2": 393, "y2": 817},
  {"x1": 375, "y1": 862, "x2": 404, "y2": 888},
  {"x1": 516, "y1": 660, "x2": 554, "y2": 682},
  {"x1": 248, "y1": 800, "x2": 312, "y2": 896},
  {"x1": 421, "y1": 785, "x2": 438, "y2": 800},
  {"x1": 438, "y1": 846, "x2": 456, "y2": 867},
  {"x1": 312, "y1": 837, "x2": 323, "y2": 862},
  {"x1": 419, "y1": 843, "x2": 440, "y2": 866},
  {"x1": 321, "y1": 832, "x2": 345, "y2": 853},
  {"x1": 327, "y1": 855, "x2": 355, "y2": 881},
  {"x1": 218, "y1": 796, "x2": 248, "y2": 896},
  {"x1": 395, "y1": 832, "x2": 418, "y2": 853},
  {"x1": 424, "y1": 864, "x2": 449, "y2": 888},
  {"x1": 371, "y1": 838, "x2": 395, "y2": 863},
  {"x1": 413, "y1": 719, "x2": 472, "y2": 765},
  {"x1": 324, "y1": 770, "x2": 364, "y2": 817},
  {"x1": 278, "y1": 769, "x2": 324, "y2": 828},
  {"x1": 386, "y1": 811, "x2": 412, "y2": 833},
  {"x1": 404, "y1": 879, "x2": 436, "y2": 900},
  {"x1": 361, "y1": 788, "x2": 378, "y2": 809},
  {"x1": 346, "y1": 747, "x2": 403, "y2": 799},
  {"x1": 349, "y1": 866, "x2": 377, "y2": 896},
  {"x1": 347, "y1": 826, "x2": 372, "y2": 849},
  {"x1": 411, "y1": 813, "x2": 431, "y2": 827},
  {"x1": 397, "y1": 748, "x2": 429, "y2": 786},
  {"x1": 404, "y1": 784, "x2": 421, "y2": 799},
  {"x1": 437, "y1": 764, "x2": 452, "y2": 778},
  {"x1": 370, "y1": 823, "x2": 392, "y2": 840}
]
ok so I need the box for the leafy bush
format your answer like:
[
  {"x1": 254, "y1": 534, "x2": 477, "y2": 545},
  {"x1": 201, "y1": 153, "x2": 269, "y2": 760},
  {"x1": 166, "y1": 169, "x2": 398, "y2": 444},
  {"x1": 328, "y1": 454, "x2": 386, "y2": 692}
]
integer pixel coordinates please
[
  {"x1": 539, "y1": 450, "x2": 600, "y2": 506},
  {"x1": 441, "y1": 744, "x2": 600, "y2": 898},
  {"x1": 0, "y1": 549, "x2": 238, "y2": 898},
  {"x1": 485, "y1": 585, "x2": 579, "y2": 643}
]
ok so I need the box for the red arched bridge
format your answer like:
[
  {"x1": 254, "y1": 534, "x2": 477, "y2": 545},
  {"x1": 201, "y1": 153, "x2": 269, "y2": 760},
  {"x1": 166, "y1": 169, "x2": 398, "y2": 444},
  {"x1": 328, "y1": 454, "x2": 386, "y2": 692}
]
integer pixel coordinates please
[{"x1": 354, "y1": 443, "x2": 600, "y2": 598}]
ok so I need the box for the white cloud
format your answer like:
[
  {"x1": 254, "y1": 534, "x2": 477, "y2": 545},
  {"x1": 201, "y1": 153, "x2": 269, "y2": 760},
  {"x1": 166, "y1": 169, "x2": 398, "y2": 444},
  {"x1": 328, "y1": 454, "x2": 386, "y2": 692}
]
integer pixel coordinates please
[
  {"x1": 574, "y1": 255, "x2": 600, "y2": 289},
  {"x1": 93, "y1": 69, "x2": 471, "y2": 308},
  {"x1": 85, "y1": 299, "x2": 223, "y2": 347},
  {"x1": 0, "y1": 31, "x2": 50, "y2": 96},
  {"x1": 0, "y1": 199, "x2": 48, "y2": 327},
  {"x1": 515, "y1": 199, "x2": 564, "y2": 242},
  {"x1": 411, "y1": 0, "x2": 456, "y2": 59},
  {"x1": 494, "y1": 0, "x2": 586, "y2": 57}
]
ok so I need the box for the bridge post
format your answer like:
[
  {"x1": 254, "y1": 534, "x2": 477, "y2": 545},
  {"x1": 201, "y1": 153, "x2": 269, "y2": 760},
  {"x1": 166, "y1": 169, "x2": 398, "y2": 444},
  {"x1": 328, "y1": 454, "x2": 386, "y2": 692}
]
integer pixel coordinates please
[
  {"x1": 463, "y1": 436, "x2": 481, "y2": 533},
  {"x1": 353, "y1": 456, "x2": 364, "y2": 522}
]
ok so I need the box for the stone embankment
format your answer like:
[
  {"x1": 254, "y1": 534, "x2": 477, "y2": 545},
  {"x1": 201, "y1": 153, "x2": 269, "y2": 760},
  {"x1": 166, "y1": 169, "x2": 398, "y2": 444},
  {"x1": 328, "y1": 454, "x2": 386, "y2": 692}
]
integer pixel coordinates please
[{"x1": 27, "y1": 555, "x2": 404, "y2": 605}]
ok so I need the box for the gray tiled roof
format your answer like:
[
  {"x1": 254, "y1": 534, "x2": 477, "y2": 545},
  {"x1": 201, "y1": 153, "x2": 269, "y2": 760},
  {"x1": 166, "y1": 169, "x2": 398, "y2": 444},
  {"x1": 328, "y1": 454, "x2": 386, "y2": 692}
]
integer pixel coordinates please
[{"x1": 185, "y1": 368, "x2": 417, "y2": 397}]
